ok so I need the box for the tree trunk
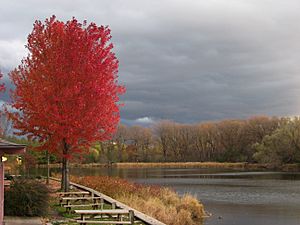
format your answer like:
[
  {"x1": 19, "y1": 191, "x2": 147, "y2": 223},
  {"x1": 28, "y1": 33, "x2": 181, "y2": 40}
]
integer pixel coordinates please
[
  {"x1": 117, "y1": 143, "x2": 123, "y2": 162},
  {"x1": 61, "y1": 139, "x2": 70, "y2": 192},
  {"x1": 46, "y1": 150, "x2": 49, "y2": 185}
]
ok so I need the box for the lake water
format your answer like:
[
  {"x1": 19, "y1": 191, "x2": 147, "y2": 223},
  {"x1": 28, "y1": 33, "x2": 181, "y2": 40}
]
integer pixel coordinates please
[{"x1": 34, "y1": 167, "x2": 300, "y2": 225}]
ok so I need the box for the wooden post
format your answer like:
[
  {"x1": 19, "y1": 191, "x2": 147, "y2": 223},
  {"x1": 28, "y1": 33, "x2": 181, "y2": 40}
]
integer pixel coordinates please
[
  {"x1": 80, "y1": 213, "x2": 84, "y2": 225},
  {"x1": 129, "y1": 210, "x2": 134, "y2": 225},
  {"x1": 112, "y1": 202, "x2": 116, "y2": 209},
  {"x1": 100, "y1": 198, "x2": 104, "y2": 210},
  {"x1": 0, "y1": 155, "x2": 3, "y2": 225}
]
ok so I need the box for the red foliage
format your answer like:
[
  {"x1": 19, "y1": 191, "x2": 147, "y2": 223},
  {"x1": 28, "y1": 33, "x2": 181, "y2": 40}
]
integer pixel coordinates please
[{"x1": 9, "y1": 16, "x2": 125, "y2": 157}]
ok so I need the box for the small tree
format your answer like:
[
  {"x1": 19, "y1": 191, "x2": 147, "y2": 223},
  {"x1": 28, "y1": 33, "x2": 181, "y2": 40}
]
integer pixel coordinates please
[{"x1": 9, "y1": 16, "x2": 125, "y2": 191}]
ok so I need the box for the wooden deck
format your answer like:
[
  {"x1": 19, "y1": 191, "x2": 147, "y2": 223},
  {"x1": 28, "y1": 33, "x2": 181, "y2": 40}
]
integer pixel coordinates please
[{"x1": 50, "y1": 177, "x2": 166, "y2": 225}]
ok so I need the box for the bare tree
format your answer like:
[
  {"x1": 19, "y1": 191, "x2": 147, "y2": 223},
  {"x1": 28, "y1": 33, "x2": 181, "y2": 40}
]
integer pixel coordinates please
[
  {"x1": 0, "y1": 112, "x2": 12, "y2": 137},
  {"x1": 113, "y1": 124, "x2": 128, "y2": 162}
]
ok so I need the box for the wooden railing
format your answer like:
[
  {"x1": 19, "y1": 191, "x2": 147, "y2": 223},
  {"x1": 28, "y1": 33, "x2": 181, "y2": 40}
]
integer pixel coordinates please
[{"x1": 50, "y1": 177, "x2": 166, "y2": 225}]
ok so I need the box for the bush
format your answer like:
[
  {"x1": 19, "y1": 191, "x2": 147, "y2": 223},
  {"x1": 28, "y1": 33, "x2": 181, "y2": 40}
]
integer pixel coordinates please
[{"x1": 5, "y1": 179, "x2": 49, "y2": 216}]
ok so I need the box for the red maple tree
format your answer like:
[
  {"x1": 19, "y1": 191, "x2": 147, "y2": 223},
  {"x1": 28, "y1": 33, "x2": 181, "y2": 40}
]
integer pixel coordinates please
[{"x1": 9, "y1": 16, "x2": 125, "y2": 190}]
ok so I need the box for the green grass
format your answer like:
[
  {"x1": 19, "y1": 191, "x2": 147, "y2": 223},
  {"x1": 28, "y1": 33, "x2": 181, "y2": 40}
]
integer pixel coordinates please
[
  {"x1": 50, "y1": 199, "x2": 131, "y2": 224},
  {"x1": 52, "y1": 202, "x2": 113, "y2": 216}
]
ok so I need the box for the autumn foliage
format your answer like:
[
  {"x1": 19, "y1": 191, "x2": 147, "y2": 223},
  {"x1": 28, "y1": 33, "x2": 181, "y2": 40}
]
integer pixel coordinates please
[
  {"x1": 9, "y1": 16, "x2": 125, "y2": 156},
  {"x1": 9, "y1": 16, "x2": 125, "y2": 190}
]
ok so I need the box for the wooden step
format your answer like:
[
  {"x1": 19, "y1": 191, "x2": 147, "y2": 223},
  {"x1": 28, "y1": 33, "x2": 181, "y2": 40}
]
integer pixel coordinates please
[
  {"x1": 75, "y1": 209, "x2": 129, "y2": 215},
  {"x1": 64, "y1": 203, "x2": 103, "y2": 208},
  {"x1": 62, "y1": 196, "x2": 102, "y2": 201},
  {"x1": 76, "y1": 220, "x2": 132, "y2": 224},
  {"x1": 58, "y1": 191, "x2": 90, "y2": 196}
]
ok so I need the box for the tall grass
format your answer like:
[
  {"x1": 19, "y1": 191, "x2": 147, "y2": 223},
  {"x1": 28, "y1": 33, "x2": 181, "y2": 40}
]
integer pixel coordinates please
[{"x1": 71, "y1": 175, "x2": 206, "y2": 225}]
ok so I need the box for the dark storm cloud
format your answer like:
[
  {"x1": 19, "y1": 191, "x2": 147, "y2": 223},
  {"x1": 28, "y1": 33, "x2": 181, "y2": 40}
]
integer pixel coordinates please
[{"x1": 1, "y1": 0, "x2": 300, "y2": 123}]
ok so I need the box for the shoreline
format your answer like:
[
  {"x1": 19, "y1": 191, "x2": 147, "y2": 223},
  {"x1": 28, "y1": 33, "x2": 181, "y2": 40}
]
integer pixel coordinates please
[{"x1": 36, "y1": 162, "x2": 300, "y2": 171}]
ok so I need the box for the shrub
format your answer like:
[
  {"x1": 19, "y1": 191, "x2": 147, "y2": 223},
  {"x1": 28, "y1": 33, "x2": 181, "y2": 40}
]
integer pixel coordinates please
[
  {"x1": 177, "y1": 194, "x2": 204, "y2": 219},
  {"x1": 5, "y1": 179, "x2": 49, "y2": 216}
]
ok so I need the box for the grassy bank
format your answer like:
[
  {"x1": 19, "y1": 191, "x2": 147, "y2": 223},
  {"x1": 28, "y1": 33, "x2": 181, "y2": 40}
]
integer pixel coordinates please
[
  {"x1": 39, "y1": 162, "x2": 300, "y2": 171},
  {"x1": 115, "y1": 162, "x2": 300, "y2": 171},
  {"x1": 116, "y1": 162, "x2": 248, "y2": 168},
  {"x1": 71, "y1": 175, "x2": 206, "y2": 225}
]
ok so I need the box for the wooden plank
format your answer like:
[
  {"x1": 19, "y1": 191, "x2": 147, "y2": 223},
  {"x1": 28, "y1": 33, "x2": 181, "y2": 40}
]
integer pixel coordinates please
[
  {"x1": 58, "y1": 191, "x2": 90, "y2": 196},
  {"x1": 50, "y1": 177, "x2": 166, "y2": 225},
  {"x1": 76, "y1": 220, "x2": 131, "y2": 224},
  {"x1": 64, "y1": 203, "x2": 103, "y2": 208},
  {"x1": 62, "y1": 196, "x2": 102, "y2": 200},
  {"x1": 75, "y1": 209, "x2": 129, "y2": 215}
]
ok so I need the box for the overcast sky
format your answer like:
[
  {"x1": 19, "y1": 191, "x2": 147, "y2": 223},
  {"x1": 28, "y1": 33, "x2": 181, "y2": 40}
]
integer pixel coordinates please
[{"x1": 1, "y1": 0, "x2": 300, "y2": 125}]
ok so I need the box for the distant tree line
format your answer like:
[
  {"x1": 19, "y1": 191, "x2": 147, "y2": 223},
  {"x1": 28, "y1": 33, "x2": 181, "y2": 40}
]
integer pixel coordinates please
[
  {"x1": 2, "y1": 116, "x2": 300, "y2": 166},
  {"x1": 107, "y1": 116, "x2": 300, "y2": 166}
]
